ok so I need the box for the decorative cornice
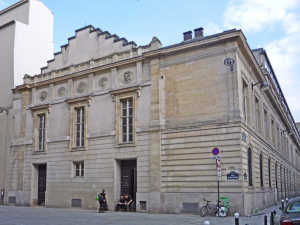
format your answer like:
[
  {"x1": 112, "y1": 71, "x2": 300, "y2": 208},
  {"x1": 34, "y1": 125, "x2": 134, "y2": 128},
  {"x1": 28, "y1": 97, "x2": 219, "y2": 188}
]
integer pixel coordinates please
[
  {"x1": 110, "y1": 86, "x2": 141, "y2": 96},
  {"x1": 65, "y1": 95, "x2": 92, "y2": 105},
  {"x1": 14, "y1": 31, "x2": 243, "y2": 90},
  {"x1": 29, "y1": 104, "x2": 50, "y2": 112}
]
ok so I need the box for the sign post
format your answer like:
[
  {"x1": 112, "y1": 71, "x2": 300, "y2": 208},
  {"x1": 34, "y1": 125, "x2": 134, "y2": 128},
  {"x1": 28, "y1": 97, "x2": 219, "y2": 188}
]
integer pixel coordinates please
[{"x1": 212, "y1": 148, "x2": 221, "y2": 216}]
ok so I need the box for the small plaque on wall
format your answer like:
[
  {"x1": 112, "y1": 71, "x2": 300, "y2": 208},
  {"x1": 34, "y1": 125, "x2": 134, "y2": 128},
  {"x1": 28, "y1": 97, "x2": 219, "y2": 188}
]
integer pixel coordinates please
[{"x1": 227, "y1": 171, "x2": 239, "y2": 180}]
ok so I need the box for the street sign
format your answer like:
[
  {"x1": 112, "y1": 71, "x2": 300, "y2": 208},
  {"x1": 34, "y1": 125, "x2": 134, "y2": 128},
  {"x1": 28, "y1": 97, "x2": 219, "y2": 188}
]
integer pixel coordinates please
[
  {"x1": 216, "y1": 159, "x2": 221, "y2": 169},
  {"x1": 227, "y1": 171, "x2": 239, "y2": 180},
  {"x1": 216, "y1": 158, "x2": 221, "y2": 179},
  {"x1": 212, "y1": 147, "x2": 219, "y2": 155}
]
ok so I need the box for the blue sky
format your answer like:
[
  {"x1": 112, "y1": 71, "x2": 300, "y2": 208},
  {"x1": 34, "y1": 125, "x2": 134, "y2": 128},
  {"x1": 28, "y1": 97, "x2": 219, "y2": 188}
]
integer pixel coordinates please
[{"x1": 1, "y1": 0, "x2": 300, "y2": 122}]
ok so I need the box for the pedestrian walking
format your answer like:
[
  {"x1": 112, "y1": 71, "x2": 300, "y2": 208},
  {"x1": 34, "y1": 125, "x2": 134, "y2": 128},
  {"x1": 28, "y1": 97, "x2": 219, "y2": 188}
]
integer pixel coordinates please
[{"x1": 97, "y1": 189, "x2": 108, "y2": 212}]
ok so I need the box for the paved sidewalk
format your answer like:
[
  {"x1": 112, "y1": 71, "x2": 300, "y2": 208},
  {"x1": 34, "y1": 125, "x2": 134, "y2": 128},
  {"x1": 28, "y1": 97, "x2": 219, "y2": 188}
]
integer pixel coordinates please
[{"x1": 202, "y1": 203, "x2": 283, "y2": 225}]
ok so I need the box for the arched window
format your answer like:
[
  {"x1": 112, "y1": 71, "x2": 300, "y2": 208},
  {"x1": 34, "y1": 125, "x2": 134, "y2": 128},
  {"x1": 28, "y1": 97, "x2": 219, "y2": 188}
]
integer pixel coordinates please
[
  {"x1": 268, "y1": 158, "x2": 271, "y2": 188},
  {"x1": 260, "y1": 153, "x2": 264, "y2": 187},
  {"x1": 289, "y1": 171, "x2": 292, "y2": 191},
  {"x1": 248, "y1": 148, "x2": 253, "y2": 186},
  {"x1": 294, "y1": 173, "x2": 296, "y2": 192},
  {"x1": 275, "y1": 162, "x2": 278, "y2": 189}
]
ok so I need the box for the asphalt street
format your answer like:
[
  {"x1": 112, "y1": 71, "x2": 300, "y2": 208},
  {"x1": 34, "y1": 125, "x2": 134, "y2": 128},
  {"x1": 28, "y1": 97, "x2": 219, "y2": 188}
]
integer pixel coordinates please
[{"x1": 0, "y1": 205, "x2": 281, "y2": 225}]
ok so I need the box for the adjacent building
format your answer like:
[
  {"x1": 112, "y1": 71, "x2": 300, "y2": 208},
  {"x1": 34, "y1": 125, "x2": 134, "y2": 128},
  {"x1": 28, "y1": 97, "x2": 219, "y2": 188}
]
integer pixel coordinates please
[
  {"x1": 0, "y1": 0, "x2": 53, "y2": 200},
  {"x1": 1, "y1": 0, "x2": 300, "y2": 216}
]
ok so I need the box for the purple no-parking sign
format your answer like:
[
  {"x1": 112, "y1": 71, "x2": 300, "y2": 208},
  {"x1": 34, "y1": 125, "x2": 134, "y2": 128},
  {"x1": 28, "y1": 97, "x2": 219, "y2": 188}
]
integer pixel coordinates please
[{"x1": 212, "y1": 147, "x2": 219, "y2": 156}]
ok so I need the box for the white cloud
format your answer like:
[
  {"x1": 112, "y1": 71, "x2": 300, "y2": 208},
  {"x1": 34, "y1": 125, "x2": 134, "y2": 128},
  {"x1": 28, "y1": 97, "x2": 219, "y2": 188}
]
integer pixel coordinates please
[
  {"x1": 223, "y1": 0, "x2": 300, "y2": 121},
  {"x1": 266, "y1": 31, "x2": 300, "y2": 119},
  {"x1": 224, "y1": 0, "x2": 299, "y2": 32},
  {"x1": 204, "y1": 22, "x2": 223, "y2": 36}
]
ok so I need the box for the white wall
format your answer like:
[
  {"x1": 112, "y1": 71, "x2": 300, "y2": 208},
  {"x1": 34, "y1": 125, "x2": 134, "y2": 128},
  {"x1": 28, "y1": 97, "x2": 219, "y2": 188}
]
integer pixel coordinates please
[{"x1": 14, "y1": 0, "x2": 53, "y2": 86}]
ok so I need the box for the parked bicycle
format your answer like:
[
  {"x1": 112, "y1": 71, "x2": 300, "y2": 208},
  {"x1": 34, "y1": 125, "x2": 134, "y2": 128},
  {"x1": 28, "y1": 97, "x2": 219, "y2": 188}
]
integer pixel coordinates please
[
  {"x1": 199, "y1": 198, "x2": 231, "y2": 217},
  {"x1": 200, "y1": 198, "x2": 219, "y2": 217}
]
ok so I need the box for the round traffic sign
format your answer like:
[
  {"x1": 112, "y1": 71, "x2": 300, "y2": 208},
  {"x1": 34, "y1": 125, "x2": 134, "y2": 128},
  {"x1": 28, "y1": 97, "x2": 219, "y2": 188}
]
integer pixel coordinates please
[{"x1": 212, "y1": 147, "x2": 219, "y2": 155}]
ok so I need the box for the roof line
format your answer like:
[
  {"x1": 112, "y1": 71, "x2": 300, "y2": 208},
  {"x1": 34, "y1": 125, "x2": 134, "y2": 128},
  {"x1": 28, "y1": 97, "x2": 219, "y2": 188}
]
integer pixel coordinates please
[
  {"x1": 0, "y1": 0, "x2": 28, "y2": 16},
  {"x1": 159, "y1": 28, "x2": 238, "y2": 51},
  {"x1": 0, "y1": 20, "x2": 15, "y2": 30},
  {"x1": 42, "y1": 24, "x2": 138, "y2": 72},
  {"x1": 254, "y1": 48, "x2": 300, "y2": 138}
]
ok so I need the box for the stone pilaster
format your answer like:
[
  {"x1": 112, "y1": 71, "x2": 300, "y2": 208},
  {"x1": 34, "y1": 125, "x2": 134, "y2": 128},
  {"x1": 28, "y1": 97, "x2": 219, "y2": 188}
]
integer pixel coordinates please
[{"x1": 149, "y1": 58, "x2": 162, "y2": 212}]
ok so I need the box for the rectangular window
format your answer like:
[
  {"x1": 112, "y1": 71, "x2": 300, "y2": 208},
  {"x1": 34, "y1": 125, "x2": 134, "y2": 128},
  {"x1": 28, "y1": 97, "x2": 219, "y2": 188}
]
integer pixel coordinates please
[
  {"x1": 264, "y1": 110, "x2": 269, "y2": 138},
  {"x1": 280, "y1": 166, "x2": 283, "y2": 193},
  {"x1": 275, "y1": 163, "x2": 278, "y2": 189},
  {"x1": 271, "y1": 119, "x2": 275, "y2": 144},
  {"x1": 294, "y1": 173, "x2": 296, "y2": 192},
  {"x1": 242, "y1": 81, "x2": 249, "y2": 122},
  {"x1": 255, "y1": 97, "x2": 261, "y2": 132},
  {"x1": 75, "y1": 107, "x2": 85, "y2": 147},
  {"x1": 248, "y1": 148, "x2": 253, "y2": 186},
  {"x1": 38, "y1": 114, "x2": 46, "y2": 151},
  {"x1": 120, "y1": 98, "x2": 134, "y2": 143},
  {"x1": 260, "y1": 154, "x2": 264, "y2": 187},
  {"x1": 73, "y1": 161, "x2": 84, "y2": 177},
  {"x1": 277, "y1": 126, "x2": 280, "y2": 149},
  {"x1": 268, "y1": 158, "x2": 271, "y2": 188}
]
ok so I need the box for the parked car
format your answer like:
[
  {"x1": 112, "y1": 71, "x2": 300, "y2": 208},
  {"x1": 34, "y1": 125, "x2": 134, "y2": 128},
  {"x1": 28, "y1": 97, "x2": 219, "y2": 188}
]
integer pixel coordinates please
[{"x1": 279, "y1": 197, "x2": 300, "y2": 225}]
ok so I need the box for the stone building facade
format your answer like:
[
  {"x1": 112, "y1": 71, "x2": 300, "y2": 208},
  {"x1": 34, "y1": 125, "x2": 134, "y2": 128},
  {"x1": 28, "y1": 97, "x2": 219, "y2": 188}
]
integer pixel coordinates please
[{"x1": 1, "y1": 2, "x2": 300, "y2": 216}]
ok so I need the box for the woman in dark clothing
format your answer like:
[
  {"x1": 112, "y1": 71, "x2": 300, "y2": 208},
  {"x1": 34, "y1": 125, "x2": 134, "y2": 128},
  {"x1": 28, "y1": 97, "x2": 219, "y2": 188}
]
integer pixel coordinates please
[{"x1": 115, "y1": 195, "x2": 125, "y2": 211}]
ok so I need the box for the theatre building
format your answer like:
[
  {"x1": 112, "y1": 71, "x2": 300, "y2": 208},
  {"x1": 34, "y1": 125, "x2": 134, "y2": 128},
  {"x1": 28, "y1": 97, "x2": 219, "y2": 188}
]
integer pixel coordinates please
[{"x1": 1, "y1": 1, "x2": 300, "y2": 216}]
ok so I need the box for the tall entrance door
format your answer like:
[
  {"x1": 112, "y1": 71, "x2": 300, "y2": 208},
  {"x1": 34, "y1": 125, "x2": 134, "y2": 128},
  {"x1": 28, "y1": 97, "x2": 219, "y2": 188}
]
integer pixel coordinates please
[
  {"x1": 120, "y1": 160, "x2": 137, "y2": 201},
  {"x1": 37, "y1": 164, "x2": 47, "y2": 206}
]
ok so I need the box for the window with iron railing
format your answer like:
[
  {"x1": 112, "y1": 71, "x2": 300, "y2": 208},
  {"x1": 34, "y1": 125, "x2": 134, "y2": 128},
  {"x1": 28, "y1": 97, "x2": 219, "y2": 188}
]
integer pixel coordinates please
[
  {"x1": 73, "y1": 161, "x2": 84, "y2": 177},
  {"x1": 75, "y1": 107, "x2": 85, "y2": 147},
  {"x1": 120, "y1": 98, "x2": 134, "y2": 143}
]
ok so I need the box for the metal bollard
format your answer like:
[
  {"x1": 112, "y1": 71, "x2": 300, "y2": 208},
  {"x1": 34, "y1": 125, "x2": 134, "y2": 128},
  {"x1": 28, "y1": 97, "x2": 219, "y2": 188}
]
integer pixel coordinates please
[
  {"x1": 234, "y1": 212, "x2": 239, "y2": 225},
  {"x1": 270, "y1": 211, "x2": 274, "y2": 225},
  {"x1": 281, "y1": 199, "x2": 285, "y2": 210},
  {"x1": 264, "y1": 215, "x2": 268, "y2": 225}
]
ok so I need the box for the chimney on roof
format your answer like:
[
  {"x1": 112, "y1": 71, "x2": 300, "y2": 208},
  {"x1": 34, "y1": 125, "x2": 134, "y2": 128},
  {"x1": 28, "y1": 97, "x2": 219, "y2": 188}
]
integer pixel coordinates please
[
  {"x1": 194, "y1": 27, "x2": 204, "y2": 38},
  {"x1": 183, "y1": 31, "x2": 192, "y2": 41}
]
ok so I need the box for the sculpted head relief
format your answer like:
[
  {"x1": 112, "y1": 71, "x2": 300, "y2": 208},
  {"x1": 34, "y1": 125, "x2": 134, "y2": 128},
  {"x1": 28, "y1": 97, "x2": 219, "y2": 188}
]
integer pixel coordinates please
[
  {"x1": 123, "y1": 71, "x2": 132, "y2": 83},
  {"x1": 40, "y1": 91, "x2": 48, "y2": 102}
]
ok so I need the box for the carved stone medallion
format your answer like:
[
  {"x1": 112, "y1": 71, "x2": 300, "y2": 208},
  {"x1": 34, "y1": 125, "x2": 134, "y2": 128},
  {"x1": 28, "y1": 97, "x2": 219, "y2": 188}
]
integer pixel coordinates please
[
  {"x1": 77, "y1": 81, "x2": 87, "y2": 94},
  {"x1": 98, "y1": 76, "x2": 108, "y2": 89},
  {"x1": 57, "y1": 87, "x2": 66, "y2": 97}
]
